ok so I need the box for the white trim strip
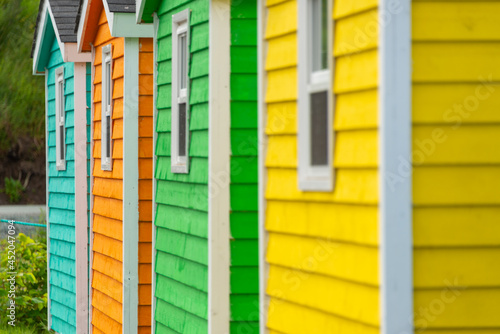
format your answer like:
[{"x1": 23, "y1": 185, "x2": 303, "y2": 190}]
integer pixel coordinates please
[
  {"x1": 33, "y1": 0, "x2": 49, "y2": 75},
  {"x1": 257, "y1": 0, "x2": 269, "y2": 332},
  {"x1": 89, "y1": 45, "x2": 96, "y2": 334},
  {"x1": 45, "y1": 68, "x2": 52, "y2": 331},
  {"x1": 74, "y1": 62, "x2": 90, "y2": 334},
  {"x1": 151, "y1": 12, "x2": 159, "y2": 334},
  {"x1": 123, "y1": 37, "x2": 140, "y2": 334},
  {"x1": 208, "y1": 0, "x2": 231, "y2": 333},
  {"x1": 378, "y1": 0, "x2": 413, "y2": 333}
]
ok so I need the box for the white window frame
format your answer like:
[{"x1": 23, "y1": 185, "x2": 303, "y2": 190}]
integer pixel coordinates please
[
  {"x1": 101, "y1": 44, "x2": 113, "y2": 171},
  {"x1": 55, "y1": 66, "x2": 66, "y2": 171},
  {"x1": 298, "y1": 0, "x2": 334, "y2": 191},
  {"x1": 171, "y1": 9, "x2": 191, "y2": 174}
]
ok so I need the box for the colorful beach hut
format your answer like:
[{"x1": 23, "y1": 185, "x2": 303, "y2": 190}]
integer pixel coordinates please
[
  {"x1": 258, "y1": 0, "x2": 500, "y2": 333},
  {"x1": 77, "y1": 0, "x2": 154, "y2": 332},
  {"x1": 137, "y1": 0, "x2": 259, "y2": 332},
  {"x1": 32, "y1": 0, "x2": 91, "y2": 332}
]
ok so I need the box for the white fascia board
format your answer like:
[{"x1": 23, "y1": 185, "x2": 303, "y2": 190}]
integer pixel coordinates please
[
  {"x1": 136, "y1": 0, "x2": 147, "y2": 23},
  {"x1": 378, "y1": 0, "x2": 413, "y2": 333},
  {"x1": 111, "y1": 12, "x2": 153, "y2": 37},
  {"x1": 32, "y1": 0, "x2": 49, "y2": 75},
  {"x1": 76, "y1": 0, "x2": 90, "y2": 53}
]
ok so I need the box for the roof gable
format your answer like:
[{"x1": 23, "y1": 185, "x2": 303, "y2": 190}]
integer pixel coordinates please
[{"x1": 49, "y1": 0, "x2": 80, "y2": 43}]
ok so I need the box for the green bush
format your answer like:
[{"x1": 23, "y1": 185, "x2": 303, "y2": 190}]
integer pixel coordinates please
[
  {"x1": 0, "y1": 233, "x2": 48, "y2": 331},
  {"x1": 2, "y1": 177, "x2": 24, "y2": 203}
]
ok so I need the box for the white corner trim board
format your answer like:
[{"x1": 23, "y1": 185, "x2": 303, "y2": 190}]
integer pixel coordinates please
[
  {"x1": 151, "y1": 11, "x2": 160, "y2": 334},
  {"x1": 208, "y1": 0, "x2": 231, "y2": 333},
  {"x1": 122, "y1": 37, "x2": 140, "y2": 334},
  {"x1": 74, "y1": 62, "x2": 90, "y2": 334},
  {"x1": 257, "y1": 0, "x2": 269, "y2": 332},
  {"x1": 89, "y1": 46, "x2": 96, "y2": 334},
  {"x1": 44, "y1": 68, "x2": 52, "y2": 330},
  {"x1": 378, "y1": 0, "x2": 413, "y2": 333}
]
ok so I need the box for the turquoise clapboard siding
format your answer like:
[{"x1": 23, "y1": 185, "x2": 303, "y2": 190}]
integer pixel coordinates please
[
  {"x1": 46, "y1": 34, "x2": 77, "y2": 333},
  {"x1": 229, "y1": 1, "x2": 259, "y2": 332},
  {"x1": 155, "y1": 0, "x2": 210, "y2": 332}
]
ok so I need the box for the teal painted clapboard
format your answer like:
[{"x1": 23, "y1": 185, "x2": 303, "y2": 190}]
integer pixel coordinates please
[
  {"x1": 155, "y1": 0, "x2": 210, "y2": 332},
  {"x1": 46, "y1": 34, "x2": 77, "y2": 334},
  {"x1": 229, "y1": 1, "x2": 259, "y2": 333}
]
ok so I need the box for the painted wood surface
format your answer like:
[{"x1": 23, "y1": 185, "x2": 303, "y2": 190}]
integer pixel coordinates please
[
  {"x1": 154, "y1": 0, "x2": 210, "y2": 332},
  {"x1": 46, "y1": 34, "x2": 77, "y2": 334},
  {"x1": 91, "y1": 8, "x2": 124, "y2": 333},
  {"x1": 138, "y1": 37, "x2": 154, "y2": 334},
  {"x1": 229, "y1": 1, "x2": 259, "y2": 333},
  {"x1": 263, "y1": 0, "x2": 381, "y2": 332},
  {"x1": 412, "y1": 0, "x2": 500, "y2": 330}
]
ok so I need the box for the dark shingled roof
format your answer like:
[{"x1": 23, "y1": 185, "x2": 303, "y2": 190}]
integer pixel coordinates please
[
  {"x1": 106, "y1": 0, "x2": 135, "y2": 13},
  {"x1": 31, "y1": 0, "x2": 80, "y2": 57},
  {"x1": 50, "y1": 0, "x2": 80, "y2": 43}
]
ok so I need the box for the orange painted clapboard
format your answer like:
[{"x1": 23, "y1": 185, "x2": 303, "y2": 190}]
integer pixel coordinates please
[{"x1": 91, "y1": 7, "x2": 125, "y2": 332}]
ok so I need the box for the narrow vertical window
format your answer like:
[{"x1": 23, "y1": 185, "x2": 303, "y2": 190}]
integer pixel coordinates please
[
  {"x1": 171, "y1": 9, "x2": 190, "y2": 174},
  {"x1": 55, "y1": 67, "x2": 66, "y2": 171},
  {"x1": 101, "y1": 44, "x2": 113, "y2": 171},
  {"x1": 298, "y1": 0, "x2": 333, "y2": 191}
]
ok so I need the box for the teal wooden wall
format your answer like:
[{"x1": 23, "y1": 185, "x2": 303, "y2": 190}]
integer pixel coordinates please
[
  {"x1": 229, "y1": 1, "x2": 259, "y2": 332},
  {"x1": 155, "y1": 0, "x2": 210, "y2": 332},
  {"x1": 46, "y1": 35, "x2": 77, "y2": 334}
]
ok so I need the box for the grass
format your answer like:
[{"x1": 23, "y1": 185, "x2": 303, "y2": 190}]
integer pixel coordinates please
[{"x1": 0, "y1": 323, "x2": 52, "y2": 333}]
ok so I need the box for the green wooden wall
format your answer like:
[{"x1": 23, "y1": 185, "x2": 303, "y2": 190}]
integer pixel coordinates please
[
  {"x1": 155, "y1": 0, "x2": 210, "y2": 332},
  {"x1": 229, "y1": 1, "x2": 259, "y2": 333}
]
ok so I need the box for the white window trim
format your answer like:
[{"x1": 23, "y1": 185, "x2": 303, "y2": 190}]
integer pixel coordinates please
[
  {"x1": 171, "y1": 9, "x2": 190, "y2": 174},
  {"x1": 55, "y1": 66, "x2": 66, "y2": 171},
  {"x1": 101, "y1": 44, "x2": 113, "y2": 171},
  {"x1": 298, "y1": 0, "x2": 334, "y2": 192}
]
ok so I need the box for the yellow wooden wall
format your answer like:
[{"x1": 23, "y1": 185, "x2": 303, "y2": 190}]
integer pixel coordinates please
[
  {"x1": 412, "y1": 1, "x2": 500, "y2": 332},
  {"x1": 91, "y1": 8, "x2": 124, "y2": 333},
  {"x1": 138, "y1": 38, "x2": 153, "y2": 334},
  {"x1": 263, "y1": 0, "x2": 380, "y2": 332}
]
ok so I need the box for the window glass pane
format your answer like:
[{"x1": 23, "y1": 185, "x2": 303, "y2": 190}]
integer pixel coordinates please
[
  {"x1": 178, "y1": 103, "x2": 187, "y2": 157},
  {"x1": 106, "y1": 115, "x2": 111, "y2": 158},
  {"x1": 59, "y1": 81, "x2": 64, "y2": 123},
  {"x1": 60, "y1": 125, "x2": 65, "y2": 161},
  {"x1": 106, "y1": 61, "x2": 111, "y2": 108},
  {"x1": 311, "y1": 0, "x2": 328, "y2": 72},
  {"x1": 310, "y1": 91, "x2": 328, "y2": 166},
  {"x1": 179, "y1": 33, "x2": 187, "y2": 91}
]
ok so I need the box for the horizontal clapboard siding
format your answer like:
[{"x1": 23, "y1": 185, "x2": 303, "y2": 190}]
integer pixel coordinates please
[
  {"x1": 412, "y1": 0, "x2": 500, "y2": 331},
  {"x1": 91, "y1": 8, "x2": 124, "y2": 333},
  {"x1": 46, "y1": 35, "x2": 77, "y2": 334},
  {"x1": 154, "y1": 0, "x2": 210, "y2": 332},
  {"x1": 229, "y1": 1, "x2": 259, "y2": 333},
  {"x1": 138, "y1": 37, "x2": 154, "y2": 333},
  {"x1": 263, "y1": 0, "x2": 381, "y2": 333}
]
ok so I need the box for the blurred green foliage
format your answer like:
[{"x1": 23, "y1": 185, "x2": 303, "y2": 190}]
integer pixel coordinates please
[
  {"x1": 2, "y1": 177, "x2": 25, "y2": 203},
  {"x1": 0, "y1": 233, "x2": 48, "y2": 331},
  {"x1": 0, "y1": 0, "x2": 45, "y2": 153}
]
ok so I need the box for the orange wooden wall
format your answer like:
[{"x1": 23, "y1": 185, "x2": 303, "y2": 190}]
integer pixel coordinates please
[
  {"x1": 91, "y1": 8, "x2": 124, "y2": 334},
  {"x1": 138, "y1": 38, "x2": 153, "y2": 334}
]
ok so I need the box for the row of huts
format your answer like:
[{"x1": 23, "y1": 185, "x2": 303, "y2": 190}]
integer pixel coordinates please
[{"x1": 32, "y1": 0, "x2": 500, "y2": 333}]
